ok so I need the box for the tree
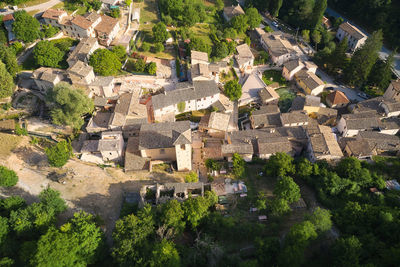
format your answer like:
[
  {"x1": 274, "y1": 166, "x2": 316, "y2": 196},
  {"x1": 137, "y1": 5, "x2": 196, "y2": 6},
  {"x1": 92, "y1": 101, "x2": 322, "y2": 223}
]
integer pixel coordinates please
[
  {"x1": 183, "y1": 195, "x2": 211, "y2": 229},
  {"x1": 310, "y1": 0, "x2": 327, "y2": 28},
  {"x1": 182, "y1": 5, "x2": 200, "y2": 27},
  {"x1": 215, "y1": 0, "x2": 224, "y2": 11},
  {"x1": 45, "y1": 141, "x2": 73, "y2": 168},
  {"x1": 154, "y1": 43, "x2": 165, "y2": 53},
  {"x1": 296, "y1": 158, "x2": 313, "y2": 180},
  {"x1": 184, "y1": 171, "x2": 199, "y2": 183},
  {"x1": 329, "y1": 37, "x2": 348, "y2": 72},
  {"x1": 32, "y1": 211, "x2": 105, "y2": 267},
  {"x1": 152, "y1": 22, "x2": 169, "y2": 43},
  {"x1": 285, "y1": 221, "x2": 317, "y2": 246},
  {"x1": 91, "y1": 0, "x2": 102, "y2": 10},
  {"x1": 46, "y1": 82, "x2": 94, "y2": 129},
  {"x1": 305, "y1": 207, "x2": 332, "y2": 232},
  {"x1": 0, "y1": 61, "x2": 14, "y2": 98},
  {"x1": 273, "y1": 176, "x2": 300, "y2": 204},
  {"x1": 159, "y1": 199, "x2": 185, "y2": 237},
  {"x1": 345, "y1": 30, "x2": 383, "y2": 86},
  {"x1": 111, "y1": 45, "x2": 127, "y2": 62},
  {"x1": 43, "y1": 24, "x2": 59, "y2": 38},
  {"x1": 0, "y1": 216, "x2": 8, "y2": 244},
  {"x1": 0, "y1": 196, "x2": 26, "y2": 217},
  {"x1": 133, "y1": 58, "x2": 146, "y2": 72},
  {"x1": 0, "y1": 166, "x2": 18, "y2": 187},
  {"x1": 232, "y1": 153, "x2": 245, "y2": 178},
  {"x1": 188, "y1": 37, "x2": 211, "y2": 55},
  {"x1": 336, "y1": 157, "x2": 372, "y2": 186},
  {"x1": 110, "y1": 8, "x2": 121, "y2": 18},
  {"x1": 224, "y1": 80, "x2": 242, "y2": 101},
  {"x1": 12, "y1": 11, "x2": 41, "y2": 43},
  {"x1": 205, "y1": 159, "x2": 221, "y2": 171},
  {"x1": 332, "y1": 236, "x2": 362, "y2": 267},
  {"x1": 223, "y1": 28, "x2": 237, "y2": 39},
  {"x1": 255, "y1": 237, "x2": 280, "y2": 266},
  {"x1": 311, "y1": 30, "x2": 321, "y2": 50},
  {"x1": 269, "y1": 197, "x2": 291, "y2": 216},
  {"x1": 39, "y1": 188, "x2": 67, "y2": 214},
  {"x1": 89, "y1": 49, "x2": 122, "y2": 76},
  {"x1": 149, "y1": 240, "x2": 180, "y2": 267},
  {"x1": 368, "y1": 50, "x2": 396, "y2": 89},
  {"x1": 11, "y1": 41, "x2": 24, "y2": 55},
  {"x1": 141, "y1": 42, "x2": 151, "y2": 52},
  {"x1": 269, "y1": 0, "x2": 283, "y2": 17},
  {"x1": 256, "y1": 192, "x2": 267, "y2": 211},
  {"x1": 0, "y1": 44, "x2": 19, "y2": 77},
  {"x1": 146, "y1": 62, "x2": 157, "y2": 75},
  {"x1": 33, "y1": 41, "x2": 64, "y2": 68},
  {"x1": 264, "y1": 152, "x2": 295, "y2": 177},
  {"x1": 231, "y1": 14, "x2": 248, "y2": 33},
  {"x1": 301, "y1": 29, "x2": 310, "y2": 43},
  {"x1": 214, "y1": 42, "x2": 228, "y2": 59},
  {"x1": 246, "y1": 7, "x2": 262, "y2": 29},
  {"x1": 244, "y1": 36, "x2": 251, "y2": 46}
]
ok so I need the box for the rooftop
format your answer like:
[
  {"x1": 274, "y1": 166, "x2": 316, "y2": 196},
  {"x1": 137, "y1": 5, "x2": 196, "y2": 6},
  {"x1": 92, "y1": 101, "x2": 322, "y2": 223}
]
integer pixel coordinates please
[
  {"x1": 42, "y1": 9, "x2": 66, "y2": 20},
  {"x1": 139, "y1": 121, "x2": 191, "y2": 150},
  {"x1": 284, "y1": 59, "x2": 304, "y2": 72},
  {"x1": 257, "y1": 136, "x2": 293, "y2": 155},
  {"x1": 207, "y1": 112, "x2": 231, "y2": 132},
  {"x1": 191, "y1": 50, "x2": 209, "y2": 63},
  {"x1": 326, "y1": 90, "x2": 349, "y2": 105},
  {"x1": 223, "y1": 4, "x2": 245, "y2": 20},
  {"x1": 295, "y1": 70, "x2": 324, "y2": 90},
  {"x1": 339, "y1": 22, "x2": 367, "y2": 40},
  {"x1": 67, "y1": 60, "x2": 93, "y2": 77},
  {"x1": 261, "y1": 31, "x2": 295, "y2": 57},
  {"x1": 345, "y1": 139, "x2": 375, "y2": 157},
  {"x1": 235, "y1": 44, "x2": 254, "y2": 62},
  {"x1": 95, "y1": 15, "x2": 119, "y2": 34},
  {"x1": 258, "y1": 86, "x2": 280, "y2": 103},
  {"x1": 151, "y1": 81, "x2": 219, "y2": 110},
  {"x1": 342, "y1": 113, "x2": 383, "y2": 130},
  {"x1": 280, "y1": 111, "x2": 309, "y2": 125},
  {"x1": 67, "y1": 37, "x2": 98, "y2": 63},
  {"x1": 308, "y1": 125, "x2": 343, "y2": 158},
  {"x1": 71, "y1": 15, "x2": 96, "y2": 30},
  {"x1": 33, "y1": 67, "x2": 64, "y2": 83}
]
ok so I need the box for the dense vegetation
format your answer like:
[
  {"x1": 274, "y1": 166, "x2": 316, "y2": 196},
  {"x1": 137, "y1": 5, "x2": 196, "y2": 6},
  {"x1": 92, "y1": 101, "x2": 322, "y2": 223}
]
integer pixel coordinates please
[
  {"x1": 89, "y1": 48, "x2": 123, "y2": 76},
  {"x1": 46, "y1": 82, "x2": 94, "y2": 129}
]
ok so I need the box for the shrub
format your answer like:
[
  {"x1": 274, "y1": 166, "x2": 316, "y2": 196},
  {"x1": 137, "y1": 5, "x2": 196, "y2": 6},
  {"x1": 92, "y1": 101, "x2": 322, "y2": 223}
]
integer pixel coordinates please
[
  {"x1": 15, "y1": 124, "x2": 28, "y2": 136},
  {"x1": 185, "y1": 171, "x2": 199, "y2": 183},
  {"x1": 154, "y1": 42, "x2": 165, "y2": 53},
  {"x1": 141, "y1": 42, "x2": 151, "y2": 52},
  {"x1": 0, "y1": 166, "x2": 18, "y2": 187},
  {"x1": 45, "y1": 140, "x2": 72, "y2": 167}
]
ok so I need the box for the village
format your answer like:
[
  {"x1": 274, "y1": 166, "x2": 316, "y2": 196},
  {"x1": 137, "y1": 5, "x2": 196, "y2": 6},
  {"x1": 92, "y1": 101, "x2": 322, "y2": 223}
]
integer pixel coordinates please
[{"x1": 0, "y1": 0, "x2": 400, "y2": 265}]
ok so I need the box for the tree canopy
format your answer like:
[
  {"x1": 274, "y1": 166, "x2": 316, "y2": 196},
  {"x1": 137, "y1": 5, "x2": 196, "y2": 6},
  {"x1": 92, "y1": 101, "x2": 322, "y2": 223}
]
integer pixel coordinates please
[
  {"x1": 152, "y1": 22, "x2": 169, "y2": 43},
  {"x1": 246, "y1": 8, "x2": 262, "y2": 29},
  {"x1": 46, "y1": 82, "x2": 94, "y2": 129},
  {"x1": 33, "y1": 41, "x2": 64, "y2": 68},
  {"x1": 0, "y1": 166, "x2": 18, "y2": 187},
  {"x1": 264, "y1": 152, "x2": 295, "y2": 177},
  {"x1": 89, "y1": 48, "x2": 122, "y2": 76},
  {"x1": 45, "y1": 140, "x2": 73, "y2": 168},
  {"x1": 12, "y1": 11, "x2": 41, "y2": 43},
  {"x1": 0, "y1": 61, "x2": 14, "y2": 98},
  {"x1": 224, "y1": 80, "x2": 242, "y2": 101},
  {"x1": 0, "y1": 44, "x2": 19, "y2": 77}
]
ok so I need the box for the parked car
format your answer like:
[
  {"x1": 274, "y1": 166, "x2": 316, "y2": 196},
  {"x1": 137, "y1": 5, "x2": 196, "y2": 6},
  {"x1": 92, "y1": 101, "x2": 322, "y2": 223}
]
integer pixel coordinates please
[
  {"x1": 272, "y1": 21, "x2": 278, "y2": 27},
  {"x1": 357, "y1": 92, "x2": 368, "y2": 99},
  {"x1": 325, "y1": 86, "x2": 335, "y2": 91},
  {"x1": 0, "y1": 8, "x2": 8, "y2": 12}
]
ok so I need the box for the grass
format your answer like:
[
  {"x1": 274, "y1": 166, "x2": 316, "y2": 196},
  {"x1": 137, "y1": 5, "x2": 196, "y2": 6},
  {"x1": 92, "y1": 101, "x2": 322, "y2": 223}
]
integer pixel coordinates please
[
  {"x1": 175, "y1": 109, "x2": 210, "y2": 122},
  {"x1": 139, "y1": 0, "x2": 159, "y2": 32},
  {"x1": 191, "y1": 24, "x2": 213, "y2": 46},
  {"x1": 27, "y1": 9, "x2": 40, "y2": 16},
  {"x1": 0, "y1": 133, "x2": 22, "y2": 158},
  {"x1": 276, "y1": 87, "x2": 296, "y2": 112},
  {"x1": 51, "y1": 1, "x2": 64, "y2": 9},
  {"x1": 220, "y1": 68, "x2": 236, "y2": 83},
  {"x1": 262, "y1": 70, "x2": 287, "y2": 86},
  {"x1": 18, "y1": 0, "x2": 49, "y2": 8}
]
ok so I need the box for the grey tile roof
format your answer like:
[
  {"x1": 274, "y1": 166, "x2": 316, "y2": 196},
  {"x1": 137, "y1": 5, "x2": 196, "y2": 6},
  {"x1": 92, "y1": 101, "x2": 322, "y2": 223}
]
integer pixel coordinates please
[
  {"x1": 284, "y1": 59, "x2": 303, "y2": 72},
  {"x1": 357, "y1": 131, "x2": 400, "y2": 151},
  {"x1": 295, "y1": 70, "x2": 324, "y2": 90},
  {"x1": 382, "y1": 100, "x2": 400, "y2": 112},
  {"x1": 339, "y1": 22, "x2": 366, "y2": 40},
  {"x1": 223, "y1": 4, "x2": 245, "y2": 20},
  {"x1": 342, "y1": 113, "x2": 383, "y2": 130},
  {"x1": 308, "y1": 125, "x2": 343, "y2": 158},
  {"x1": 280, "y1": 111, "x2": 309, "y2": 125},
  {"x1": 208, "y1": 112, "x2": 231, "y2": 131},
  {"x1": 261, "y1": 32, "x2": 295, "y2": 57},
  {"x1": 235, "y1": 44, "x2": 254, "y2": 66},
  {"x1": 125, "y1": 137, "x2": 149, "y2": 171},
  {"x1": 257, "y1": 137, "x2": 293, "y2": 155},
  {"x1": 353, "y1": 97, "x2": 385, "y2": 115},
  {"x1": 139, "y1": 121, "x2": 191, "y2": 150},
  {"x1": 81, "y1": 140, "x2": 100, "y2": 152},
  {"x1": 252, "y1": 104, "x2": 280, "y2": 115},
  {"x1": 151, "y1": 80, "x2": 219, "y2": 110},
  {"x1": 258, "y1": 87, "x2": 280, "y2": 103},
  {"x1": 67, "y1": 37, "x2": 97, "y2": 63},
  {"x1": 191, "y1": 50, "x2": 209, "y2": 63},
  {"x1": 290, "y1": 96, "x2": 306, "y2": 111},
  {"x1": 345, "y1": 139, "x2": 374, "y2": 157}
]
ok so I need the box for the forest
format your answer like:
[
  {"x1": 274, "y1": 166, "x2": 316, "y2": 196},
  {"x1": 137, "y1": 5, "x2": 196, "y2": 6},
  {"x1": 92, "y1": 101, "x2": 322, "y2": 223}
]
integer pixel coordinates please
[{"x1": 1, "y1": 153, "x2": 400, "y2": 266}]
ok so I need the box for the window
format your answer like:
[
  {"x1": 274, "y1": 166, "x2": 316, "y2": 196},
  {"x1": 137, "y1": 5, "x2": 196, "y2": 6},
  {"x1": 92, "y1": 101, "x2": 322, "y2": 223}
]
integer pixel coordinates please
[
  {"x1": 181, "y1": 144, "x2": 185, "y2": 149},
  {"x1": 160, "y1": 149, "x2": 165, "y2": 154}
]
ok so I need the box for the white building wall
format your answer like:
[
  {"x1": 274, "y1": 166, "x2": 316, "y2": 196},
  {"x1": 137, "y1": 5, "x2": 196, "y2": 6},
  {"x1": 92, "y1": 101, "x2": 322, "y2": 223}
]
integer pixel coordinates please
[
  {"x1": 311, "y1": 85, "x2": 325, "y2": 96},
  {"x1": 175, "y1": 144, "x2": 192, "y2": 171}
]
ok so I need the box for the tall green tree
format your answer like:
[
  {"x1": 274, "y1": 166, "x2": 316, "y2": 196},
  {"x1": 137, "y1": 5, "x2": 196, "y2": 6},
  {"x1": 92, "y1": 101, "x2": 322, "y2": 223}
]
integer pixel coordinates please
[
  {"x1": 310, "y1": 0, "x2": 327, "y2": 28},
  {"x1": 0, "y1": 44, "x2": 19, "y2": 77},
  {"x1": 305, "y1": 207, "x2": 332, "y2": 233},
  {"x1": 329, "y1": 37, "x2": 348, "y2": 72},
  {"x1": 12, "y1": 11, "x2": 41, "y2": 43},
  {"x1": 345, "y1": 30, "x2": 383, "y2": 86},
  {"x1": 111, "y1": 45, "x2": 127, "y2": 62},
  {"x1": 46, "y1": 82, "x2": 94, "y2": 129},
  {"x1": 159, "y1": 199, "x2": 185, "y2": 237},
  {"x1": 246, "y1": 8, "x2": 262, "y2": 29},
  {"x1": 33, "y1": 41, "x2": 64, "y2": 68},
  {"x1": 301, "y1": 29, "x2": 310, "y2": 43},
  {"x1": 368, "y1": 50, "x2": 396, "y2": 90},
  {"x1": 231, "y1": 14, "x2": 248, "y2": 33},
  {"x1": 149, "y1": 240, "x2": 181, "y2": 267},
  {"x1": 89, "y1": 49, "x2": 122, "y2": 76},
  {"x1": 332, "y1": 236, "x2": 362, "y2": 267},
  {"x1": 0, "y1": 61, "x2": 14, "y2": 98},
  {"x1": 273, "y1": 176, "x2": 301, "y2": 204},
  {"x1": 232, "y1": 153, "x2": 245, "y2": 178},
  {"x1": 224, "y1": 80, "x2": 242, "y2": 101},
  {"x1": 45, "y1": 141, "x2": 72, "y2": 168},
  {"x1": 311, "y1": 30, "x2": 321, "y2": 50},
  {"x1": 152, "y1": 22, "x2": 170, "y2": 43},
  {"x1": 269, "y1": 0, "x2": 283, "y2": 17},
  {"x1": 0, "y1": 166, "x2": 18, "y2": 187},
  {"x1": 32, "y1": 211, "x2": 105, "y2": 267},
  {"x1": 264, "y1": 152, "x2": 295, "y2": 177}
]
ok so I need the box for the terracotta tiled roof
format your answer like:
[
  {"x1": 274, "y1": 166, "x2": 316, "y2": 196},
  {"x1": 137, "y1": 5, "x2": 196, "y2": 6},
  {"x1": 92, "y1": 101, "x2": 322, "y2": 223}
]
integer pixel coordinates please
[
  {"x1": 95, "y1": 15, "x2": 119, "y2": 34},
  {"x1": 2, "y1": 14, "x2": 13, "y2": 22},
  {"x1": 42, "y1": 9, "x2": 66, "y2": 20},
  {"x1": 326, "y1": 90, "x2": 349, "y2": 105}
]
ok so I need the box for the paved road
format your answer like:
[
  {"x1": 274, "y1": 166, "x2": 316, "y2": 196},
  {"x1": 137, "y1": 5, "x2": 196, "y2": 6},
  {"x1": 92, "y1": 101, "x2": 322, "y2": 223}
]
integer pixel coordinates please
[
  {"x1": 325, "y1": 7, "x2": 400, "y2": 79},
  {"x1": 1, "y1": 0, "x2": 62, "y2": 16}
]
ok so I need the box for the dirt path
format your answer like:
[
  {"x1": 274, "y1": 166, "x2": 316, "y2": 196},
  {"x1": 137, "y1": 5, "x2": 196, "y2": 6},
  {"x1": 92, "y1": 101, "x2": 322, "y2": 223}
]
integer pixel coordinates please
[{"x1": 0, "y1": 137, "x2": 182, "y2": 243}]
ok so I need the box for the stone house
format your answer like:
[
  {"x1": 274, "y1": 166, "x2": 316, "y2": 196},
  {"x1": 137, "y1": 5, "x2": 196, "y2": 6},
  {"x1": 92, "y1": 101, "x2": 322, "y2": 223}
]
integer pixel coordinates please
[
  {"x1": 80, "y1": 131, "x2": 124, "y2": 164},
  {"x1": 380, "y1": 100, "x2": 400, "y2": 117},
  {"x1": 336, "y1": 22, "x2": 367, "y2": 52},
  {"x1": 383, "y1": 80, "x2": 400, "y2": 102},
  {"x1": 258, "y1": 86, "x2": 280, "y2": 105},
  {"x1": 282, "y1": 60, "x2": 317, "y2": 81},
  {"x1": 294, "y1": 70, "x2": 325, "y2": 96},
  {"x1": 223, "y1": 4, "x2": 245, "y2": 22},
  {"x1": 95, "y1": 15, "x2": 120, "y2": 46},
  {"x1": 257, "y1": 136, "x2": 295, "y2": 159},
  {"x1": 148, "y1": 81, "x2": 220, "y2": 122},
  {"x1": 260, "y1": 32, "x2": 298, "y2": 66},
  {"x1": 326, "y1": 90, "x2": 349, "y2": 108},
  {"x1": 250, "y1": 105, "x2": 281, "y2": 129},
  {"x1": 235, "y1": 44, "x2": 254, "y2": 71},
  {"x1": 337, "y1": 113, "x2": 383, "y2": 137},
  {"x1": 280, "y1": 111, "x2": 309, "y2": 127},
  {"x1": 343, "y1": 139, "x2": 376, "y2": 159},
  {"x1": 191, "y1": 50, "x2": 209, "y2": 65},
  {"x1": 42, "y1": 9, "x2": 68, "y2": 27},
  {"x1": 356, "y1": 131, "x2": 400, "y2": 156},
  {"x1": 67, "y1": 60, "x2": 96, "y2": 87},
  {"x1": 67, "y1": 37, "x2": 99, "y2": 67},
  {"x1": 199, "y1": 112, "x2": 231, "y2": 138},
  {"x1": 306, "y1": 123, "x2": 343, "y2": 162},
  {"x1": 32, "y1": 67, "x2": 65, "y2": 93},
  {"x1": 138, "y1": 121, "x2": 192, "y2": 171}
]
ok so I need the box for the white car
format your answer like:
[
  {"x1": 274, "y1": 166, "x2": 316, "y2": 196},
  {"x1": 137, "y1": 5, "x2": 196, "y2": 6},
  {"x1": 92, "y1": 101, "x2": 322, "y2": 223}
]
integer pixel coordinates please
[{"x1": 272, "y1": 21, "x2": 278, "y2": 27}]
